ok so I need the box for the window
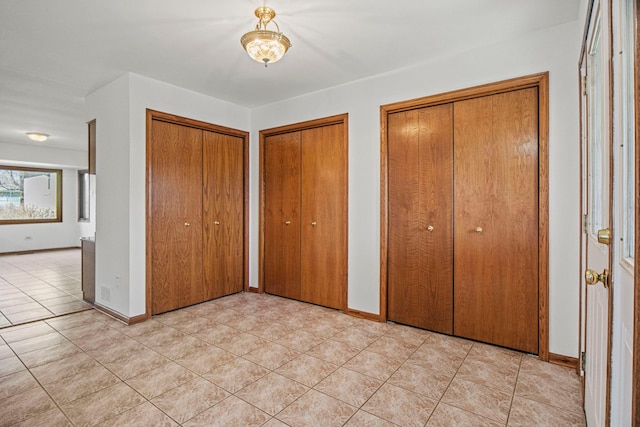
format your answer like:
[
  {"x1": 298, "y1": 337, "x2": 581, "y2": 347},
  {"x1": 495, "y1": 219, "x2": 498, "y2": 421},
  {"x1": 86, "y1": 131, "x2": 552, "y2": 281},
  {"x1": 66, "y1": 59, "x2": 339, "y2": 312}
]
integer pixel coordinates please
[
  {"x1": 0, "y1": 165, "x2": 62, "y2": 224},
  {"x1": 78, "y1": 170, "x2": 90, "y2": 222},
  {"x1": 587, "y1": 14, "x2": 605, "y2": 235}
]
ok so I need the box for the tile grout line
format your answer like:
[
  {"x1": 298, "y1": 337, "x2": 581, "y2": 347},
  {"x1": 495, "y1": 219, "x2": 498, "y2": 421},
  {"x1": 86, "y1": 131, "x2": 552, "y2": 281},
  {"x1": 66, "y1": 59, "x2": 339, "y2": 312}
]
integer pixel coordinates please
[
  {"x1": 49, "y1": 312, "x2": 181, "y2": 426},
  {"x1": 504, "y1": 353, "x2": 525, "y2": 426},
  {"x1": 261, "y1": 321, "x2": 431, "y2": 425},
  {"x1": 116, "y1": 314, "x2": 255, "y2": 426},
  {"x1": 506, "y1": 359, "x2": 587, "y2": 418},
  {"x1": 1, "y1": 329, "x2": 76, "y2": 427},
  {"x1": 343, "y1": 328, "x2": 426, "y2": 425},
  {"x1": 420, "y1": 334, "x2": 473, "y2": 426}
]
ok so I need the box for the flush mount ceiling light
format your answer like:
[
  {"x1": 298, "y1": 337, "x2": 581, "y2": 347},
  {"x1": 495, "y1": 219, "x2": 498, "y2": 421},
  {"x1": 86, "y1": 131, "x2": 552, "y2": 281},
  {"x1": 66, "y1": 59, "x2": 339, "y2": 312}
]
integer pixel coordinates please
[
  {"x1": 240, "y1": 6, "x2": 291, "y2": 67},
  {"x1": 26, "y1": 132, "x2": 49, "y2": 142}
]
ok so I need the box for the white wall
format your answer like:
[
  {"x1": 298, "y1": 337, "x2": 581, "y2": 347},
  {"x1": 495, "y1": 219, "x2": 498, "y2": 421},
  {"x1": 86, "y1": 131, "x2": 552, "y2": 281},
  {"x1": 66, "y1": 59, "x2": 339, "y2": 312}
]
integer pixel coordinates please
[
  {"x1": 87, "y1": 72, "x2": 251, "y2": 317},
  {"x1": 251, "y1": 20, "x2": 584, "y2": 357},
  {"x1": 0, "y1": 141, "x2": 86, "y2": 168},
  {"x1": 85, "y1": 73, "x2": 131, "y2": 315},
  {"x1": 0, "y1": 143, "x2": 90, "y2": 253}
]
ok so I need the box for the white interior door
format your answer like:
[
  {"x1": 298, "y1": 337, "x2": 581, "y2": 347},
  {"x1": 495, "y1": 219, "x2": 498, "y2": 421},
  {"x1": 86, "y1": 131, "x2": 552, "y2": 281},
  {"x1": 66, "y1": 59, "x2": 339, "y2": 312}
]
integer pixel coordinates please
[{"x1": 582, "y1": 2, "x2": 613, "y2": 426}]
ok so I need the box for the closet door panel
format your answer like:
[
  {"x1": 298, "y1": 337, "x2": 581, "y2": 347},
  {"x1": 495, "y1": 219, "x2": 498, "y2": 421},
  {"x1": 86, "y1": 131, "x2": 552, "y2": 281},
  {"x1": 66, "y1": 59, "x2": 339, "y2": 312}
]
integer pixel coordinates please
[
  {"x1": 388, "y1": 110, "x2": 421, "y2": 326},
  {"x1": 203, "y1": 131, "x2": 244, "y2": 299},
  {"x1": 453, "y1": 88, "x2": 539, "y2": 353},
  {"x1": 388, "y1": 104, "x2": 453, "y2": 333},
  {"x1": 301, "y1": 124, "x2": 347, "y2": 309},
  {"x1": 150, "y1": 120, "x2": 204, "y2": 314},
  {"x1": 264, "y1": 132, "x2": 302, "y2": 300}
]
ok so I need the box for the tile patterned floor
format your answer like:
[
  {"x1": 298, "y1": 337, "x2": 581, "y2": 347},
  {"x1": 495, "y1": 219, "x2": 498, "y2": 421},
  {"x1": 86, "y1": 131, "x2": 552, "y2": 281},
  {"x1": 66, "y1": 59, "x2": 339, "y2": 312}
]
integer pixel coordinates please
[
  {"x1": 0, "y1": 292, "x2": 586, "y2": 426},
  {"x1": 0, "y1": 249, "x2": 92, "y2": 328}
]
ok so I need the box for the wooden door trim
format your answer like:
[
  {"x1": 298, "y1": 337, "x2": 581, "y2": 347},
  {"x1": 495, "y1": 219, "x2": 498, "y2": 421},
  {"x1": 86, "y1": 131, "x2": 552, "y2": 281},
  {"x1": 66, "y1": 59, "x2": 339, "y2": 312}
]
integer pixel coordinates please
[
  {"x1": 145, "y1": 109, "x2": 250, "y2": 318},
  {"x1": 382, "y1": 74, "x2": 548, "y2": 114},
  {"x1": 380, "y1": 73, "x2": 550, "y2": 360},
  {"x1": 88, "y1": 119, "x2": 96, "y2": 174},
  {"x1": 633, "y1": 1, "x2": 640, "y2": 425},
  {"x1": 259, "y1": 114, "x2": 349, "y2": 136},
  {"x1": 258, "y1": 113, "x2": 349, "y2": 312},
  {"x1": 606, "y1": 2, "x2": 615, "y2": 424}
]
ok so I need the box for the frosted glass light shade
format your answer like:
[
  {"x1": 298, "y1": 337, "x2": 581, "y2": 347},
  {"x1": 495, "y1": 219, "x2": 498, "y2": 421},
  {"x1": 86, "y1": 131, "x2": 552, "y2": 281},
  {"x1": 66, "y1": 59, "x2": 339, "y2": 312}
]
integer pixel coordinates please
[
  {"x1": 26, "y1": 132, "x2": 49, "y2": 142},
  {"x1": 241, "y1": 30, "x2": 291, "y2": 65}
]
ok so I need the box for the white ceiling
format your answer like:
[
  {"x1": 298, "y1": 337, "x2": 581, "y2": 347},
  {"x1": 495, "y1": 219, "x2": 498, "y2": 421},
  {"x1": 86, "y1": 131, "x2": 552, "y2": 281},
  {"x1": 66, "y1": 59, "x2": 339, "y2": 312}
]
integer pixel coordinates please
[{"x1": 0, "y1": 0, "x2": 581, "y2": 153}]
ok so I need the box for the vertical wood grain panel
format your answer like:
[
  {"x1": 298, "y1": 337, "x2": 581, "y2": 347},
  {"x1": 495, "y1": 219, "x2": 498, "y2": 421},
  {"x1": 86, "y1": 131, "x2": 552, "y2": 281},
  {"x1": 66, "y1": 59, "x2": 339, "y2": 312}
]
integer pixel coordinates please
[
  {"x1": 202, "y1": 131, "x2": 244, "y2": 299},
  {"x1": 537, "y1": 74, "x2": 550, "y2": 362},
  {"x1": 150, "y1": 120, "x2": 204, "y2": 314},
  {"x1": 300, "y1": 123, "x2": 347, "y2": 309},
  {"x1": 453, "y1": 88, "x2": 539, "y2": 354},
  {"x1": 387, "y1": 104, "x2": 453, "y2": 333},
  {"x1": 388, "y1": 110, "x2": 420, "y2": 326},
  {"x1": 88, "y1": 120, "x2": 96, "y2": 175},
  {"x1": 263, "y1": 132, "x2": 302, "y2": 300}
]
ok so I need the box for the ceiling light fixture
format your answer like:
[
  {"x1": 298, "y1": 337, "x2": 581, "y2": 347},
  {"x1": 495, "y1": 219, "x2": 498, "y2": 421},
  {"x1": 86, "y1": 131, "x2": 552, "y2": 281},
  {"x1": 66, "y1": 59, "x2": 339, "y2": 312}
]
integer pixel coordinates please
[
  {"x1": 240, "y1": 6, "x2": 291, "y2": 67},
  {"x1": 26, "y1": 132, "x2": 49, "y2": 142}
]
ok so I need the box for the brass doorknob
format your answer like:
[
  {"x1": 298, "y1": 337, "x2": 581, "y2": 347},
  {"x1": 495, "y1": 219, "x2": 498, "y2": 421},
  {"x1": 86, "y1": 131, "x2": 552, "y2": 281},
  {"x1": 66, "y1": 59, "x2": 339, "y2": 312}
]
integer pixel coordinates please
[
  {"x1": 585, "y1": 269, "x2": 610, "y2": 288},
  {"x1": 285, "y1": 221, "x2": 291, "y2": 225},
  {"x1": 427, "y1": 225, "x2": 434, "y2": 232},
  {"x1": 311, "y1": 221, "x2": 317, "y2": 226},
  {"x1": 214, "y1": 221, "x2": 220, "y2": 225},
  {"x1": 476, "y1": 226, "x2": 483, "y2": 233}
]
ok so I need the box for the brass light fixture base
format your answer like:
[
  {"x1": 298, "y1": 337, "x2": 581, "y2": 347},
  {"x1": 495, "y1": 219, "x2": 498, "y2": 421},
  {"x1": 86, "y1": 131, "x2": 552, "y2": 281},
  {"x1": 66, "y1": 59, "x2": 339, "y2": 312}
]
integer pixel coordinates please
[{"x1": 255, "y1": 6, "x2": 276, "y2": 24}]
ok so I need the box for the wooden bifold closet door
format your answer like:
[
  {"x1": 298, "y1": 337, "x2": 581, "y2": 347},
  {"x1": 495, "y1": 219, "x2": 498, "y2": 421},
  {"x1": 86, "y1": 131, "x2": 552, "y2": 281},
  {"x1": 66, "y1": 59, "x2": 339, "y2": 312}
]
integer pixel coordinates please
[
  {"x1": 300, "y1": 124, "x2": 348, "y2": 308},
  {"x1": 262, "y1": 117, "x2": 348, "y2": 310},
  {"x1": 263, "y1": 132, "x2": 302, "y2": 301},
  {"x1": 150, "y1": 120, "x2": 204, "y2": 314},
  {"x1": 386, "y1": 85, "x2": 540, "y2": 354},
  {"x1": 387, "y1": 104, "x2": 454, "y2": 334},
  {"x1": 202, "y1": 131, "x2": 245, "y2": 300},
  {"x1": 453, "y1": 88, "x2": 539, "y2": 354},
  {"x1": 148, "y1": 112, "x2": 247, "y2": 315}
]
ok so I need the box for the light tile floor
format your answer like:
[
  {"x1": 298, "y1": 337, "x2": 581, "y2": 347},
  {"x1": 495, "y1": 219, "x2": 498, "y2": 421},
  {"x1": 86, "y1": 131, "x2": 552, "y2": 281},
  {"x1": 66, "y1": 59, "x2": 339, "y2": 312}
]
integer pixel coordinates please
[
  {"x1": 0, "y1": 249, "x2": 92, "y2": 328},
  {"x1": 0, "y1": 292, "x2": 586, "y2": 426}
]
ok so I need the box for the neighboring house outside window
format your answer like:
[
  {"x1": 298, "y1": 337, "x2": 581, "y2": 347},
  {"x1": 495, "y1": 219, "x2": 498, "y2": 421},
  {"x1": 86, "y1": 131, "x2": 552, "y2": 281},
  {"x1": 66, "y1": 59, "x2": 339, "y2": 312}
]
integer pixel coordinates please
[{"x1": 0, "y1": 165, "x2": 62, "y2": 224}]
